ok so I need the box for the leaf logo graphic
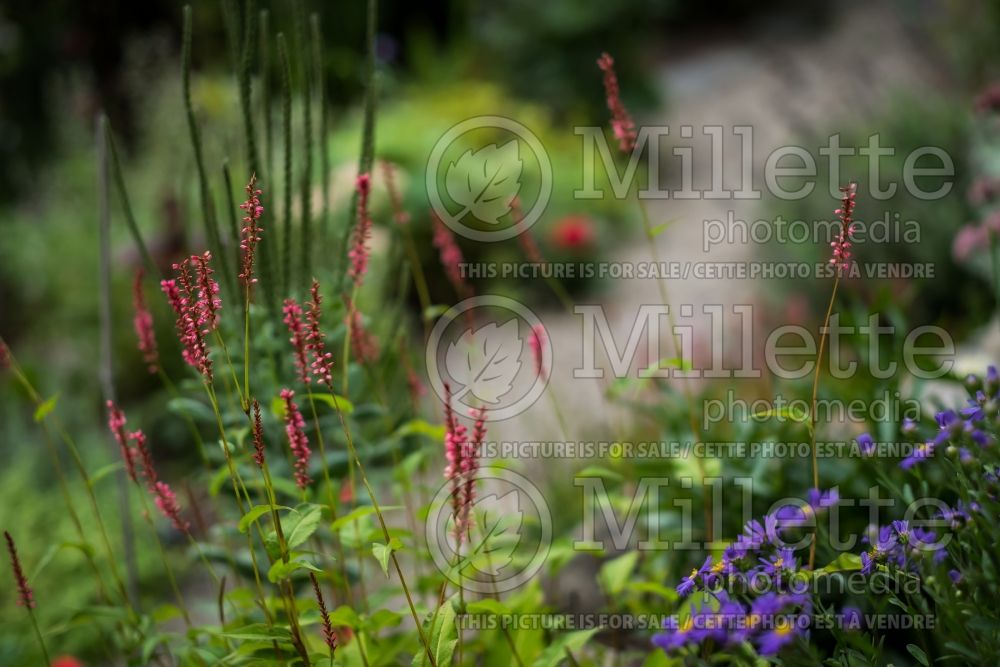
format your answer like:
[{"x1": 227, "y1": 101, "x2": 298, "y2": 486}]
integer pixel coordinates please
[
  {"x1": 471, "y1": 491, "x2": 523, "y2": 576},
  {"x1": 445, "y1": 320, "x2": 522, "y2": 404},
  {"x1": 445, "y1": 141, "x2": 523, "y2": 225}
]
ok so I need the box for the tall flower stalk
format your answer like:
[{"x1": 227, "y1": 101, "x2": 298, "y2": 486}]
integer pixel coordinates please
[
  {"x1": 4, "y1": 531, "x2": 49, "y2": 664},
  {"x1": 596, "y1": 52, "x2": 713, "y2": 539},
  {"x1": 808, "y1": 182, "x2": 857, "y2": 568}
]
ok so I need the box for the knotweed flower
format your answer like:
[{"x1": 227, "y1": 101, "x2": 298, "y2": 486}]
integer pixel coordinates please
[
  {"x1": 346, "y1": 302, "x2": 380, "y2": 364},
  {"x1": 106, "y1": 401, "x2": 139, "y2": 483},
  {"x1": 432, "y1": 214, "x2": 468, "y2": 297},
  {"x1": 528, "y1": 324, "x2": 547, "y2": 380},
  {"x1": 381, "y1": 161, "x2": 410, "y2": 226},
  {"x1": 126, "y1": 429, "x2": 189, "y2": 532},
  {"x1": 457, "y1": 406, "x2": 487, "y2": 536},
  {"x1": 306, "y1": 281, "x2": 335, "y2": 387},
  {"x1": 251, "y1": 399, "x2": 265, "y2": 467},
  {"x1": 0, "y1": 340, "x2": 8, "y2": 370},
  {"x1": 512, "y1": 198, "x2": 544, "y2": 263},
  {"x1": 348, "y1": 173, "x2": 372, "y2": 287},
  {"x1": 442, "y1": 384, "x2": 482, "y2": 543},
  {"x1": 4, "y1": 531, "x2": 34, "y2": 608},
  {"x1": 238, "y1": 174, "x2": 264, "y2": 288},
  {"x1": 830, "y1": 182, "x2": 857, "y2": 270},
  {"x1": 281, "y1": 388, "x2": 312, "y2": 489},
  {"x1": 283, "y1": 298, "x2": 311, "y2": 384},
  {"x1": 310, "y1": 573, "x2": 337, "y2": 652},
  {"x1": 162, "y1": 266, "x2": 213, "y2": 381},
  {"x1": 132, "y1": 268, "x2": 159, "y2": 374},
  {"x1": 191, "y1": 251, "x2": 222, "y2": 332},
  {"x1": 596, "y1": 52, "x2": 637, "y2": 154},
  {"x1": 152, "y1": 480, "x2": 190, "y2": 532}
]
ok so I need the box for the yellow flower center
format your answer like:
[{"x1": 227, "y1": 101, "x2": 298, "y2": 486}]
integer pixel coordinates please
[
  {"x1": 773, "y1": 558, "x2": 784, "y2": 569},
  {"x1": 711, "y1": 560, "x2": 725, "y2": 573},
  {"x1": 689, "y1": 568, "x2": 699, "y2": 579},
  {"x1": 775, "y1": 620, "x2": 793, "y2": 636}
]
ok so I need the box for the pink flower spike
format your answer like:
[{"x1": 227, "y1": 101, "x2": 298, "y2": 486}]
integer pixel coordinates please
[
  {"x1": 283, "y1": 298, "x2": 311, "y2": 385},
  {"x1": 346, "y1": 301, "x2": 380, "y2": 365},
  {"x1": 251, "y1": 400, "x2": 266, "y2": 467},
  {"x1": 348, "y1": 173, "x2": 373, "y2": 287},
  {"x1": 310, "y1": 573, "x2": 337, "y2": 652},
  {"x1": 107, "y1": 401, "x2": 138, "y2": 483},
  {"x1": 162, "y1": 268, "x2": 213, "y2": 381},
  {"x1": 597, "y1": 52, "x2": 637, "y2": 154},
  {"x1": 306, "y1": 281, "x2": 335, "y2": 387},
  {"x1": 191, "y1": 251, "x2": 222, "y2": 332},
  {"x1": 4, "y1": 531, "x2": 34, "y2": 609},
  {"x1": 132, "y1": 268, "x2": 159, "y2": 374},
  {"x1": 238, "y1": 174, "x2": 265, "y2": 289},
  {"x1": 0, "y1": 340, "x2": 9, "y2": 370},
  {"x1": 129, "y1": 430, "x2": 158, "y2": 487},
  {"x1": 152, "y1": 480, "x2": 190, "y2": 533},
  {"x1": 432, "y1": 214, "x2": 469, "y2": 297},
  {"x1": 830, "y1": 182, "x2": 857, "y2": 272},
  {"x1": 281, "y1": 388, "x2": 312, "y2": 489}
]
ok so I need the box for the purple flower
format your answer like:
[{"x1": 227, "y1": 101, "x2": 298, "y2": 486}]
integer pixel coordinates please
[
  {"x1": 949, "y1": 569, "x2": 963, "y2": 584},
  {"x1": 760, "y1": 547, "x2": 798, "y2": 579},
  {"x1": 774, "y1": 489, "x2": 839, "y2": 528},
  {"x1": 900, "y1": 442, "x2": 935, "y2": 470},
  {"x1": 676, "y1": 556, "x2": 712, "y2": 597},
  {"x1": 839, "y1": 606, "x2": 863, "y2": 630},
  {"x1": 857, "y1": 433, "x2": 876, "y2": 457},
  {"x1": 756, "y1": 614, "x2": 804, "y2": 656}
]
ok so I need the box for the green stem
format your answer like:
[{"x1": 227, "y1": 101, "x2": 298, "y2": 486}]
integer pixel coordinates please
[
  {"x1": 326, "y1": 394, "x2": 437, "y2": 667},
  {"x1": 808, "y1": 275, "x2": 840, "y2": 570}
]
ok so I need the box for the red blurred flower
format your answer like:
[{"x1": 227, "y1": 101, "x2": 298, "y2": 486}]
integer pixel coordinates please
[
  {"x1": 132, "y1": 268, "x2": 159, "y2": 374},
  {"x1": 550, "y1": 215, "x2": 596, "y2": 251},
  {"x1": 51, "y1": 657, "x2": 85, "y2": 667}
]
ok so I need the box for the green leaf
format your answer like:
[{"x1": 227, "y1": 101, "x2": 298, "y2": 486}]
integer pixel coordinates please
[
  {"x1": 30, "y1": 542, "x2": 94, "y2": 580},
  {"x1": 285, "y1": 504, "x2": 323, "y2": 549},
  {"x1": 412, "y1": 595, "x2": 459, "y2": 667},
  {"x1": 423, "y1": 304, "x2": 450, "y2": 321},
  {"x1": 309, "y1": 393, "x2": 355, "y2": 415},
  {"x1": 814, "y1": 552, "x2": 862, "y2": 576},
  {"x1": 465, "y1": 598, "x2": 509, "y2": 615},
  {"x1": 640, "y1": 357, "x2": 693, "y2": 377},
  {"x1": 267, "y1": 558, "x2": 321, "y2": 583},
  {"x1": 33, "y1": 394, "x2": 59, "y2": 422},
  {"x1": 366, "y1": 609, "x2": 403, "y2": 632},
  {"x1": 907, "y1": 644, "x2": 930, "y2": 666},
  {"x1": 330, "y1": 504, "x2": 402, "y2": 532},
  {"x1": 648, "y1": 218, "x2": 679, "y2": 238},
  {"x1": 574, "y1": 465, "x2": 623, "y2": 482},
  {"x1": 166, "y1": 397, "x2": 214, "y2": 422},
  {"x1": 599, "y1": 551, "x2": 639, "y2": 596},
  {"x1": 530, "y1": 628, "x2": 599, "y2": 667},
  {"x1": 394, "y1": 419, "x2": 446, "y2": 442},
  {"x1": 372, "y1": 538, "x2": 403, "y2": 578},
  {"x1": 88, "y1": 461, "x2": 125, "y2": 488},
  {"x1": 751, "y1": 406, "x2": 810, "y2": 423},
  {"x1": 238, "y1": 505, "x2": 292, "y2": 534}
]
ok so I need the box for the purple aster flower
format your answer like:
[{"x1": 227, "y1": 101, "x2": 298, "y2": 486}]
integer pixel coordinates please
[
  {"x1": 949, "y1": 569, "x2": 962, "y2": 584},
  {"x1": 902, "y1": 418, "x2": 918, "y2": 435},
  {"x1": 756, "y1": 614, "x2": 805, "y2": 656},
  {"x1": 900, "y1": 442, "x2": 935, "y2": 470},
  {"x1": 933, "y1": 410, "x2": 962, "y2": 444},
  {"x1": 857, "y1": 433, "x2": 876, "y2": 457},
  {"x1": 839, "y1": 606, "x2": 863, "y2": 630},
  {"x1": 676, "y1": 555, "x2": 712, "y2": 597},
  {"x1": 775, "y1": 489, "x2": 839, "y2": 528},
  {"x1": 760, "y1": 547, "x2": 798, "y2": 578}
]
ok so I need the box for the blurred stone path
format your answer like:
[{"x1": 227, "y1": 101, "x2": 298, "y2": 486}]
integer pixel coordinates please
[{"x1": 494, "y1": 2, "x2": 943, "y2": 447}]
